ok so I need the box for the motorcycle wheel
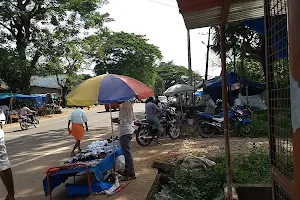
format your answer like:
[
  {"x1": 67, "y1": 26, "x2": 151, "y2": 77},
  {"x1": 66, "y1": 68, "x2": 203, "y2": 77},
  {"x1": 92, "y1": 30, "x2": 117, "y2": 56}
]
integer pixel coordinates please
[
  {"x1": 33, "y1": 119, "x2": 40, "y2": 128},
  {"x1": 196, "y1": 120, "x2": 216, "y2": 138},
  {"x1": 20, "y1": 122, "x2": 28, "y2": 130},
  {"x1": 136, "y1": 128, "x2": 153, "y2": 147},
  {"x1": 240, "y1": 123, "x2": 252, "y2": 137},
  {"x1": 168, "y1": 123, "x2": 181, "y2": 139}
]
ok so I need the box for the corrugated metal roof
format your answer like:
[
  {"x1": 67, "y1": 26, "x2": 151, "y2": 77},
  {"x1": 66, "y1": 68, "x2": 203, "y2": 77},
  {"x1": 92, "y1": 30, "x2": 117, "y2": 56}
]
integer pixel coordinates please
[
  {"x1": 30, "y1": 75, "x2": 67, "y2": 89},
  {"x1": 178, "y1": 0, "x2": 264, "y2": 29}
]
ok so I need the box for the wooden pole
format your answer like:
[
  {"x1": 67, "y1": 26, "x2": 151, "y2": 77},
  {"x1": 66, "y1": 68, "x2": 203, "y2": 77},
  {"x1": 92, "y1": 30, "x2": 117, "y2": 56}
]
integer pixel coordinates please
[
  {"x1": 220, "y1": 22, "x2": 233, "y2": 200},
  {"x1": 288, "y1": 0, "x2": 300, "y2": 199},
  {"x1": 205, "y1": 27, "x2": 211, "y2": 81},
  {"x1": 187, "y1": 29, "x2": 192, "y2": 86}
]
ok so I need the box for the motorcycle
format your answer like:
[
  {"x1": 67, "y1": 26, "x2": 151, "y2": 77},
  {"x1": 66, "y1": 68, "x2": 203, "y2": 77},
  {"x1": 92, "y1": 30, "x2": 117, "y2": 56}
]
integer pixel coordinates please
[
  {"x1": 134, "y1": 106, "x2": 180, "y2": 147},
  {"x1": 195, "y1": 107, "x2": 252, "y2": 138},
  {"x1": 19, "y1": 112, "x2": 39, "y2": 130}
]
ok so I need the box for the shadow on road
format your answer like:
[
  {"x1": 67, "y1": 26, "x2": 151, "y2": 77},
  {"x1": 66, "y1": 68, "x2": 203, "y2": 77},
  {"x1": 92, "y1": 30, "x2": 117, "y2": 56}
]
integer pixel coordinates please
[{"x1": 1, "y1": 110, "x2": 147, "y2": 200}]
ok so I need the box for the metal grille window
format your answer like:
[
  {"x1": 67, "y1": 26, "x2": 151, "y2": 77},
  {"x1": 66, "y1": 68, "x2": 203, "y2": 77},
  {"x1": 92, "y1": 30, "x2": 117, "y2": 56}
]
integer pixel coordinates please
[
  {"x1": 265, "y1": 0, "x2": 294, "y2": 198},
  {"x1": 275, "y1": 184, "x2": 292, "y2": 200}
]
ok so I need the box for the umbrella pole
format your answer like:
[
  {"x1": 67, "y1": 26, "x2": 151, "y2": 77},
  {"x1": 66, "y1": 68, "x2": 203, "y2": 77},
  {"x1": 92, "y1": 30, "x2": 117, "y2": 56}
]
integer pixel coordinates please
[{"x1": 109, "y1": 104, "x2": 116, "y2": 172}]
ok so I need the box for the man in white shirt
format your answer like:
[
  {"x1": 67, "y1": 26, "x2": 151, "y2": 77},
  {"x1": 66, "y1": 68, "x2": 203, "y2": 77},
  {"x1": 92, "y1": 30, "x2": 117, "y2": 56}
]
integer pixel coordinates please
[
  {"x1": 0, "y1": 129, "x2": 15, "y2": 200},
  {"x1": 118, "y1": 101, "x2": 136, "y2": 180},
  {"x1": 205, "y1": 95, "x2": 216, "y2": 114},
  {"x1": 68, "y1": 107, "x2": 88, "y2": 157},
  {"x1": 20, "y1": 105, "x2": 35, "y2": 122}
]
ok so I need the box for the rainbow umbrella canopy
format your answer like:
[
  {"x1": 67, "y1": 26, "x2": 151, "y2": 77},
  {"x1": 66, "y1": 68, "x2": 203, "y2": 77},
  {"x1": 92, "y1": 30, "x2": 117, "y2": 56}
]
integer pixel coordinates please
[{"x1": 66, "y1": 74, "x2": 154, "y2": 106}]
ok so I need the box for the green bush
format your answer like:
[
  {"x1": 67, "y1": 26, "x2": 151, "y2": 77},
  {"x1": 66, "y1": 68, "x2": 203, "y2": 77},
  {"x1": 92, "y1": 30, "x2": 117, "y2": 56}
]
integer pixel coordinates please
[
  {"x1": 251, "y1": 111, "x2": 269, "y2": 136},
  {"x1": 168, "y1": 147, "x2": 271, "y2": 200}
]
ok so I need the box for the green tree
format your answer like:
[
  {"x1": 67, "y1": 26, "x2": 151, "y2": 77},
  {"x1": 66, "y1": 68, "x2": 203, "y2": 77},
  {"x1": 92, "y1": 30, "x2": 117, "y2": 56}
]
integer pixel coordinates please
[
  {"x1": 0, "y1": 48, "x2": 23, "y2": 92},
  {"x1": 0, "y1": 0, "x2": 110, "y2": 93},
  {"x1": 153, "y1": 73, "x2": 165, "y2": 96},
  {"x1": 211, "y1": 22, "x2": 265, "y2": 79},
  {"x1": 92, "y1": 31, "x2": 162, "y2": 86},
  {"x1": 227, "y1": 59, "x2": 265, "y2": 83},
  {"x1": 39, "y1": 40, "x2": 88, "y2": 107},
  {"x1": 156, "y1": 61, "x2": 202, "y2": 89}
]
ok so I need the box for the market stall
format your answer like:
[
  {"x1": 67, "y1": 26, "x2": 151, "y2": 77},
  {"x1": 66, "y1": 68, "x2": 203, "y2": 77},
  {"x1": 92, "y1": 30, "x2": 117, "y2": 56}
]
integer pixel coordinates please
[
  {"x1": 43, "y1": 139, "x2": 124, "y2": 199},
  {"x1": 42, "y1": 74, "x2": 154, "y2": 199}
]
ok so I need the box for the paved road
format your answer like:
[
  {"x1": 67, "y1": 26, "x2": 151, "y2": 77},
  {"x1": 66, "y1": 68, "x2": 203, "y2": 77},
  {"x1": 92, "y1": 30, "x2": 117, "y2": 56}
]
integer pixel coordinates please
[{"x1": 0, "y1": 104, "x2": 145, "y2": 200}]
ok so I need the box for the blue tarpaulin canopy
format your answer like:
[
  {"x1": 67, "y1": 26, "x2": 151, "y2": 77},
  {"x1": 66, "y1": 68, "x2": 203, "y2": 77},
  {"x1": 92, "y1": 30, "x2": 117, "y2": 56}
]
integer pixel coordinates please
[
  {"x1": 0, "y1": 93, "x2": 46, "y2": 108},
  {"x1": 205, "y1": 72, "x2": 240, "y2": 88},
  {"x1": 194, "y1": 91, "x2": 204, "y2": 97},
  {"x1": 202, "y1": 72, "x2": 266, "y2": 105},
  {"x1": 204, "y1": 72, "x2": 265, "y2": 90}
]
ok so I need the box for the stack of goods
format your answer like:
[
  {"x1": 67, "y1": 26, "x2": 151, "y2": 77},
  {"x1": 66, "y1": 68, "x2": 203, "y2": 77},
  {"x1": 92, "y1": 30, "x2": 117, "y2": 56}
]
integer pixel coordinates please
[{"x1": 61, "y1": 138, "x2": 120, "y2": 167}]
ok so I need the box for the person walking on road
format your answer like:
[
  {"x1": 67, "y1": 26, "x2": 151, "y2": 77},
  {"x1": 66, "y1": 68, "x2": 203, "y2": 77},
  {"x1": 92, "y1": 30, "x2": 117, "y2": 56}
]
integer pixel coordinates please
[
  {"x1": 0, "y1": 128, "x2": 15, "y2": 200},
  {"x1": 118, "y1": 100, "x2": 136, "y2": 181},
  {"x1": 68, "y1": 106, "x2": 88, "y2": 157}
]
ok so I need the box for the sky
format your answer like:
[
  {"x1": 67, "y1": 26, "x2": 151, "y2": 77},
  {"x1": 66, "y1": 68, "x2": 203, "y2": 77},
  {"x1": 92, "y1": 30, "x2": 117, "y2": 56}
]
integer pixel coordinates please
[{"x1": 101, "y1": 0, "x2": 221, "y2": 78}]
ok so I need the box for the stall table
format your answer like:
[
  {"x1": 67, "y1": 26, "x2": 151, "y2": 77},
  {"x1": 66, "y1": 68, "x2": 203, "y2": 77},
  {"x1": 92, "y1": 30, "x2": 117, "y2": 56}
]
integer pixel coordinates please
[{"x1": 43, "y1": 148, "x2": 123, "y2": 200}]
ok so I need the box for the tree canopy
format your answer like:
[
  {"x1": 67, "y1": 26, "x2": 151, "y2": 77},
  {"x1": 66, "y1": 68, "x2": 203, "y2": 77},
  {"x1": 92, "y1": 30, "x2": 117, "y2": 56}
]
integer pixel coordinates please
[
  {"x1": 156, "y1": 61, "x2": 202, "y2": 90},
  {"x1": 92, "y1": 31, "x2": 162, "y2": 86},
  {"x1": 0, "y1": 0, "x2": 110, "y2": 92},
  {"x1": 227, "y1": 59, "x2": 265, "y2": 83},
  {"x1": 0, "y1": 1, "x2": 200, "y2": 102},
  {"x1": 211, "y1": 22, "x2": 265, "y2": 79}
]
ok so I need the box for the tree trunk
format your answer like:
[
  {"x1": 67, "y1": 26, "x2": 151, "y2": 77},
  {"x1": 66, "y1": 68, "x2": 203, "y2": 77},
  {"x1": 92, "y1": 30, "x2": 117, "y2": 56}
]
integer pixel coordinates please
[
  {"x1": 233, "y1": 49, "x2": 236, "y2": 73},
  {"x1": 61, "y1": 87, "x2": 68, "y2": 108}
]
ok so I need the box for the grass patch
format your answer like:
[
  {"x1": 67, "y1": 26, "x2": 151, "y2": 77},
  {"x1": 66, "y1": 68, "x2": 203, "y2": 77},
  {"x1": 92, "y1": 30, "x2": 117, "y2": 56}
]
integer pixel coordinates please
[{"x1": 166, "y1": 147, "x2": 271, "y2": 200}]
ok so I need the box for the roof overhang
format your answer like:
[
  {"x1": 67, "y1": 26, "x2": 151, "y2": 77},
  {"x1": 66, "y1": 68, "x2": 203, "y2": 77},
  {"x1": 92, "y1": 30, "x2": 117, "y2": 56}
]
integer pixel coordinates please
[{"x1": 177, "y1": 0, "x2": 264, "y2": 29}]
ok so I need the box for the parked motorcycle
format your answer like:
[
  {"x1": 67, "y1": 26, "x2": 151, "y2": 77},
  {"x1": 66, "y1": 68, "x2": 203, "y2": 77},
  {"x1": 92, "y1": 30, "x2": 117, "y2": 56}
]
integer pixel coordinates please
[
  {"x1": 134, "y1": 106, "x2": 180, "y2": 147},
  {"x1": 195, "y1": 107, "x2": 252, "y2": 138},
  {"x1": 19, "y1": 112, "x2": 39, "y2": 130}
]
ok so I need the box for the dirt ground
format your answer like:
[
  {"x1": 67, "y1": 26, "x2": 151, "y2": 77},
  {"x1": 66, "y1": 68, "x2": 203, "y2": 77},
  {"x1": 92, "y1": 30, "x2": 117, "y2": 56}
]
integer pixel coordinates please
[{"x1": 94, "y1": 134, "x2": 269, "y2": 200}]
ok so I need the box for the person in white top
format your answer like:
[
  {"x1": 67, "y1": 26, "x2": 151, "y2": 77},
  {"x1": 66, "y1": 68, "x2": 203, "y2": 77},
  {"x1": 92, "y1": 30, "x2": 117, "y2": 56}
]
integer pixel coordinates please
[
  {"x1": 20, "y1": 104, "x2": 35, "y2": 122},
  {"x1": 0, "y1": 129, "x2": 15, "y2": 200},
  {"x1": 68, "y1": 106, "x2": 88, "y2": 157},
  {"x1": 118, "y1": 100, "x2": 136, "y2": 180}
]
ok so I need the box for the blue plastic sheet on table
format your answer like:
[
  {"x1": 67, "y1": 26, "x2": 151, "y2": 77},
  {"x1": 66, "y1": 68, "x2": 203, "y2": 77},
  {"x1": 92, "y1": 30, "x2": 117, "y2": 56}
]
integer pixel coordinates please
[
  {"x1": 43, "y1": 148, "x2": 123, "y2": 196},
  {"x1": 65, "y1": 181, "x2": 112, "y2": 196}
]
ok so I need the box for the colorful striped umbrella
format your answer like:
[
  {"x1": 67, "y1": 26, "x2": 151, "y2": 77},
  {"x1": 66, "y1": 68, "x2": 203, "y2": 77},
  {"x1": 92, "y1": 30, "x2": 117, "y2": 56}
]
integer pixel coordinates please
[{"x1": 67, "y1": 74, "x2": 154, "y2": 106}]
